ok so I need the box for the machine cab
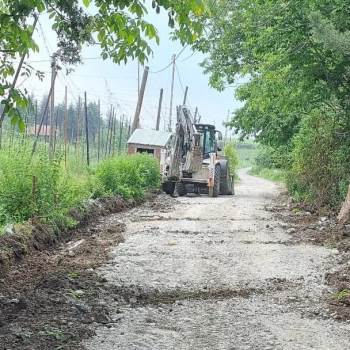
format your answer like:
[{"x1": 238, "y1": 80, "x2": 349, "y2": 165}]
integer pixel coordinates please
[{"x1": 195, "y1": 124, "x2": 223, "y2": 159}]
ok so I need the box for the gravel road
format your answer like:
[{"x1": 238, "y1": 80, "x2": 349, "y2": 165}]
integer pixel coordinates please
[{"x1": 84, "y1": 169, "x2": 350, "y2": 350}]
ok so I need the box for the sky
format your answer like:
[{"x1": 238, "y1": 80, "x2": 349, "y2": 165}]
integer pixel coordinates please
[{"x1": 21, "y1": 3, "x2": 243, "y2": 133}]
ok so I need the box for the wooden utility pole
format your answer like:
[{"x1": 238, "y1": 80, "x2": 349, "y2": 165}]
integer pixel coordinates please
[
  {"x1": 53, "y1": 109, "x2": 59, "y2": 153},
  {"x1": 131, "y1": 66, "x2": 149, "y2": 133},
  {"x1": 183, "y1": 86, "x2": 189, "y2": 105},
  {"x1": 49, "y1": 55, "x2": 56, "y2": 157},
  {"x1": 64, "y1": 86, "x2": 68, "y2": 167},
  {"x1": 138, "y1": 61, "x2": 141, "y2": 96},
  {"x1": 168, "y1": 54, "x2": 176, "y2": 132},
  {"x1": 156, "y1": 89, "x2": 164, "y2": 131},
  {"x1": 84, "y1": 92, "x2": 90, "y2": 166}
]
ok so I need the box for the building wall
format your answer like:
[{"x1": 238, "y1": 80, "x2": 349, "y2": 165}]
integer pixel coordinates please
[{"x1": 127, "y1": 143, "x2": 162, "y2": 161}]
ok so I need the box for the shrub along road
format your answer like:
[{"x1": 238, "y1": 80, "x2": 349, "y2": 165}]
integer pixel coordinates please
[{"x1": 84, "y1": 169, "x2": 350, "y2": 350}]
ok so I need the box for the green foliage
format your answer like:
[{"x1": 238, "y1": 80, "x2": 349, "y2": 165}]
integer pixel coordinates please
[
  {"x1": 235, "y1": 142, "x2": 258, "y2": 169},
  {"x1": 0, "y1": 147, "x2": 92, "y2": 229},
  {"x1": 288, "y1": 107, "x2": 350, "y2": 208},
  {"x1": 201, "y1": 0, "x2": 350, "y2": 209},
  {"x1": 96, "y1": 154, "x2": 160, "y2": 199},
  {"x1": 248, "y1": 145, "x2": 286, "y2": 184},
  {"x1": 0, "y1": 145, "x2": 160, "y2": 232},
  {"x1": 255, "y1": 145, "x2": 291, "y2": 170},
  {"x1": 0, "y1": 0, "x2": 206, "y2": 128},
  {"x1": 223, "y1": 142, "x2": 238, "y2": 176}
]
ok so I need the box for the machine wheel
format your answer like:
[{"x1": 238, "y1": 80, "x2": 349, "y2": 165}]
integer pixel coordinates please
[
  {"x1": 162, "y1": 182, "x2": 175, "y2": 195},
  {"x1": 176, "y1": 182, "x2": 187, "y2": 197},
  {"x1": 220, "y1": 165, "x2": 234, "y2": 195},
  {"x1": 209, "y1": 165, "x2": 221, "y2": 197}
]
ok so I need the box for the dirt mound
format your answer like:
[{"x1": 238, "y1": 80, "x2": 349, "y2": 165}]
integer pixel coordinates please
[{"x1": 0, "y1": 195, "x2": 140, "y2": 272}]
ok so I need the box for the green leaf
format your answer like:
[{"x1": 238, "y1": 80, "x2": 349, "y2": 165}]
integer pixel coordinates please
[
  {"x1": 82, "y1": 0, "x2": 91, "y2": 8},
  {"x1": 36, "y1": 1, "x2": 45, "y2": 13},
  {"x1": 18, "y1": 118, "x2": 25, "y2": 132}
]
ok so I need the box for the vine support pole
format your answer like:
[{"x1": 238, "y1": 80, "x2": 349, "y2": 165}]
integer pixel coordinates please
[
  {"x1": 97, "y1": 99, "x2": 101, "y2": 162},
  {"x1": 31, "y1": 70, "x2": 57, "y2": 157},
  {"x1": 64, "y1": 86, "x2": 68, "y2": 168},
  {"x1": 49, "y1": 55, "x2": 56, "y2": 157},
  {"x1": 84, "y1": 92, "x2": 90, "y2": 166}
]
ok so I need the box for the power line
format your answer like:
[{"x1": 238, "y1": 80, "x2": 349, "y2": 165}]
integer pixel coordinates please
[
  {"x1": 149, "y1": 45, "x2": 188, "y2": 74},
  {"x1": 175, "y1": 63, "x2": 194, "y2": 113},
  {"x1": 37, "y1": 19, "x2": 52, "y2": 57},
  {"x1": 181, "y1": 51, "x2": 196, "y2": 62},
  {"x1": 28, "y1": 56, "x2": 102, "y2": 64}
]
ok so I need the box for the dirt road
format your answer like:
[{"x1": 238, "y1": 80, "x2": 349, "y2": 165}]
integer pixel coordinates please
[{"x1": 84, "y1": 170, "x2": 350, "y2": 349}]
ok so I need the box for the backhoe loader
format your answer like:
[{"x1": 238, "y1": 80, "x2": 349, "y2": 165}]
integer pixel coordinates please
[{"x1": 161, "y1": 106, "x2": 234, "y2": 197}]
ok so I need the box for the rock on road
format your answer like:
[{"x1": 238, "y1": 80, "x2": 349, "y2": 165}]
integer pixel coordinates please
[{"x1": 84, "y1": 169, "x2": 350, "y2": 350}]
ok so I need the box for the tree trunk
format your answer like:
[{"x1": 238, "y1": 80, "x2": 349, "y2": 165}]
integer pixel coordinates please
[{"x1": 338, "y1": 184, "x2": 350, "y2": 224}]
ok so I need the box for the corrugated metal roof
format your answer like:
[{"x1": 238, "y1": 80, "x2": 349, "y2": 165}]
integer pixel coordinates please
[{"x1": 127, "y1": 129, "x2": 172, "y2": 147}]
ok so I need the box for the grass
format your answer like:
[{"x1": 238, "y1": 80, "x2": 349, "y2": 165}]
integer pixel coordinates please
[
  {"x1": 235, "y1": 141, "x2": 259, "y2": 169},
  {"x1": 232, "y1": 141, "x2": 287, "y2": 184},
  {"x1": 335, "y1": 289, "x2": 350, "y2": 301},
  {"x1": 249, "y1": 166, "x2": 286, "y2": 184}
]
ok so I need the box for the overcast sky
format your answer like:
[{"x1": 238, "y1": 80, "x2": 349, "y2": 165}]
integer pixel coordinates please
[{"x1": 22, "y1": 4, "x2": 243, "y2": 132}]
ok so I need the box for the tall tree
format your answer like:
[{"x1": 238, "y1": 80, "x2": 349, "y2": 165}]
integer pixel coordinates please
[{"x1": 201, "y1": 0, "x2": 350, "y2": 208}]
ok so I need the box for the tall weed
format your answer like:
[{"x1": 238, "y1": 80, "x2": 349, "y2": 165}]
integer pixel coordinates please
[
  {"x1": 0, "y1": 147, "x2": 92, "y2": 229},
  {"x1": 96, "y1": 154, "x2": 160, "y2": 199}
]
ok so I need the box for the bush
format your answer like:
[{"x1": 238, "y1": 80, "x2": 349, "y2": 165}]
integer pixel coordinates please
[
  {"x1": 255, "y1": 144, "x2": 292, "y2": 170},
  {"x1": 289, "y1": 108, "x2": 350, "y2": 208},
  {"x1": 224, "y1": 142, "x2": 239, "y2": 175},
  {"x1": 0, "y1": 148, "x2": 93, "y2": 229},
  {"x1": 96, "y1": 154, "x2": 160, "y2": 199}
]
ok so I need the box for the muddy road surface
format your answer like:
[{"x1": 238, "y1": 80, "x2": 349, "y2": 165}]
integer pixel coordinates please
[{"x1": 84, "y1": 169, "x2": 350, "y2": 350}]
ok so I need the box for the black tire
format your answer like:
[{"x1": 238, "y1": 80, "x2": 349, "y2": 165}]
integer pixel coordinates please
[
  {"x1": 209, "y1": 165, "x2": 221, "y2": 197},
  {"x1": 176, "y1": 182, "x2": 187, "y2": 196},
  {"x1": 162, "y1": 182, "x2": 175, "y2": 195},
  {"x1": 220, "y1": 165, "x2": 234, "y2": 195}
]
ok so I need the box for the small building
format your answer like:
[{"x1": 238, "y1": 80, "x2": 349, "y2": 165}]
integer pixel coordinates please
[
  {"x1": 27, "y1": 125, "x2": 58, "y2": 139},
  {"x1": 127, "y1": 128, "x2": 172, "y2": 161}
]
